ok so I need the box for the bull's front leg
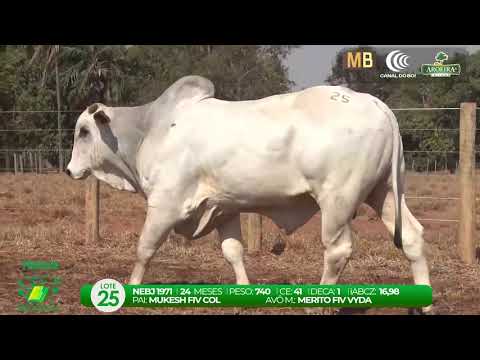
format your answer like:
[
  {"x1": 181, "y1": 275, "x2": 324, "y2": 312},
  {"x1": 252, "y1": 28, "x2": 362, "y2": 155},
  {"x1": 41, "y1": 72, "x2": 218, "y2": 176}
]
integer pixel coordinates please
[
  {"x1": 129, "y1": 206, "x2": 179, "y2": 285},
  {"x1": 216, "y1": 214, "x2": 249, "y2": 285}
]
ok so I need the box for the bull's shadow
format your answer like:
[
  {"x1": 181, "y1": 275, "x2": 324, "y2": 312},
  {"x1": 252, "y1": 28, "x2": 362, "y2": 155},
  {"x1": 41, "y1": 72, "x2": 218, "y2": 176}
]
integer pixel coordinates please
[
  {"x1": 146, "y1": 281, "x2": 221, "y2": 285},
  {"x1": 337, "y1": 307, "x2": 370, "y2": 315}
]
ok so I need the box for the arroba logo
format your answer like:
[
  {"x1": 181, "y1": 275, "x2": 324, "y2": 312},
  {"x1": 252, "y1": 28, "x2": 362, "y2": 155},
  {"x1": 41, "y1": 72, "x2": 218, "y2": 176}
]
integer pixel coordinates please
[{"x1": 386, "y1": 50, "x2": 410, "y2": 72}]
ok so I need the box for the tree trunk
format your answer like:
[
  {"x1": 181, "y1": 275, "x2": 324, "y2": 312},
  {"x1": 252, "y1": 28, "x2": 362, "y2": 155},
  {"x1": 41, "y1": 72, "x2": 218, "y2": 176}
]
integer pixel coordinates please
[{"x1": 55, "y1": 49, "x2": 63, "y2": 172}]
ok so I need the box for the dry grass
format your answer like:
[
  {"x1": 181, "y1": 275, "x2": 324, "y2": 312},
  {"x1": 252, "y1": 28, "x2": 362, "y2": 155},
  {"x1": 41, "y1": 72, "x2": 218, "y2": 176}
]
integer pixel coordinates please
[{"x1": 0, "y1": 173, "x2": 479, "y2": 315}]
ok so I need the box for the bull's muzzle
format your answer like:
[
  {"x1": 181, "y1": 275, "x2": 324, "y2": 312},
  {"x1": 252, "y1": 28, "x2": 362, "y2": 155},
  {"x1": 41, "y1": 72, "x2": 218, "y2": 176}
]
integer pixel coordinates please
[{"x1": 65, "y1": 167, "x2": 90, "y2": 180}]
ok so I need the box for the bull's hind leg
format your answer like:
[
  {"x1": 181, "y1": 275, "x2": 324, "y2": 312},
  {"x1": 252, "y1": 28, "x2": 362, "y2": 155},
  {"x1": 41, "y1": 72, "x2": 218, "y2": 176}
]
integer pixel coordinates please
[
  {"x1": 304, "y1": 193, "x2": 356, "y2": 315},
  {"x1": 366, "y1": 183, "x2": 433, "y2": 314},
  {"x1": 217, "y1": 214, "x2": 249, "y2": 285},
  {"x1": 318, "y1": 197, "x2": 355, "y2": 285}
]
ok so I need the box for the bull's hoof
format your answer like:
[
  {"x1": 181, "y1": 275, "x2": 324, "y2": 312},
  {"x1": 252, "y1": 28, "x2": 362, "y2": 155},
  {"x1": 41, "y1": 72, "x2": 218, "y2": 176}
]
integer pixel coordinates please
[
  {"x1": 408, "y1": 306, "x2": 435, "y2": 315},
  {"x1": 304, "y1": 307, "x2": 339, "y2": 315},
  {"x1": 232, "y1": 307, "x2": 243, "y2": 315}
]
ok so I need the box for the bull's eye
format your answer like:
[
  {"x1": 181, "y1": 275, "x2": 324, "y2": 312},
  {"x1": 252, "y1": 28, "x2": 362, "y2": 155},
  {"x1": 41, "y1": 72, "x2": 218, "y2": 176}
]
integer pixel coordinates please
[{"x1": 79, "y1": 127, "x2": 89, "y2": 138}]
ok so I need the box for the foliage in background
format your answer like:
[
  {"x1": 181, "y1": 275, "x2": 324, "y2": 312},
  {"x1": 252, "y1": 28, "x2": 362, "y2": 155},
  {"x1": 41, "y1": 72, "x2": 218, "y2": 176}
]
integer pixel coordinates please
[
  {"x1": 124, "y1": 45, "x2": 295, "y2": 104},
  {"x1": 0, "y1": 45, "x2": 297, "y2": 165},
  {"x1": 2, "y1": 45, "x2": 479, "y2": 172}
]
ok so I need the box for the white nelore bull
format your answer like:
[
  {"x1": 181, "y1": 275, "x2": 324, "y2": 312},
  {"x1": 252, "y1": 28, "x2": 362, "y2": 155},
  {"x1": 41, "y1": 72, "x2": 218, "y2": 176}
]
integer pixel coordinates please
[{"x1": 67, "y1": 76, "x2": 432, "y2": 313}]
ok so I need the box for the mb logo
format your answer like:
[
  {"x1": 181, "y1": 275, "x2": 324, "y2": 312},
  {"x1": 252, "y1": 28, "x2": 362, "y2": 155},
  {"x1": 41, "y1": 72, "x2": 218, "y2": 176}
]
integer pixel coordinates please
[{"x1": 343, "y1": 51, "x2": 374, "y2": 69}]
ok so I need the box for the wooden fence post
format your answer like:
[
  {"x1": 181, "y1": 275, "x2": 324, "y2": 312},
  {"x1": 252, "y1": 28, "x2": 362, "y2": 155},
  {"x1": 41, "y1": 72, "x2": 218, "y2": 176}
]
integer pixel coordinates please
[
  {"x1": 85, "y1": 177, "x2": 100, "y2": 243},
  {"x1": 34, "y1": 151, "x2": 38, "y2": 174},
  {"x1": 458, "y1": 102, "x2": 477, "y2": 264},
  {"x1": 5, "y1": 151, "x2": 10, "y2": 173},
  {"x1": 19, "y1": 153, "x2": 23, "y2": 173},
  {"x1": 246, "y1": 213, "x2": 262, "y2": 253},
  {"x1": 38, "y1": 152, "x2": 43, "y2": 174},
  {"x1": 13, "y1": 153, "x2": 18, "y2": 175},
  {"x1": 29, "y1": 151, "x2": 34, "y2": 173}
]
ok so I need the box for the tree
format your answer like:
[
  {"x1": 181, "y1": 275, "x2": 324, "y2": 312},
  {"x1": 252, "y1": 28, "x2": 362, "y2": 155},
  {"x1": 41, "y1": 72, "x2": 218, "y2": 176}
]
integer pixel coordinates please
[
  {"x1": 61, "y1": 45, "x2": 129, "y2": 107},
  {"x1": 0, "y1": 47, "x2": 25, "y2": 111},
  {"x1": 24, "y1": 45, "x2": 65, "y2": 169},
  {"x1": 2, "y1": 54, "x2": 58, "y2": 161},
  {"x1": 0, "y1": 45, "x2": 297, "y2": 169},
  {"x1": 125, "y1": 45, "x2": 297, "y2": 105}
]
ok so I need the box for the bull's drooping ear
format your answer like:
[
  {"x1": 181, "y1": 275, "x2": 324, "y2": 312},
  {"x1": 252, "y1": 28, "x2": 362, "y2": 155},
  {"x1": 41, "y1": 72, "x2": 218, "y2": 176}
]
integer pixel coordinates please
[
  {"x1": 93, "y1": 110, "x2": 111, "y2": 124},
  {"x1": 162, "y1": 75, "x2": 215, "y2": 106}
]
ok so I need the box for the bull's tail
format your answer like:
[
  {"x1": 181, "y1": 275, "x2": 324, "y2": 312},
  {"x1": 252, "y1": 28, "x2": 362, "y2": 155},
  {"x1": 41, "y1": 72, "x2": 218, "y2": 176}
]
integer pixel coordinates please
[
  {"x1": 375, "y1": 98, "x2": 403, "y2": 249},
  {"x1": 391, "y1": 114, "x2": 403, "y2": 249}
]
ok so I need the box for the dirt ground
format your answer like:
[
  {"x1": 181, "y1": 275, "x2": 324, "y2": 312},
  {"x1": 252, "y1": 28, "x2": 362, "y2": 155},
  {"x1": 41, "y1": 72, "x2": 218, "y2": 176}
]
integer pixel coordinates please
[{"x1": 1, "y1": 173, "x2": 479, "y2": 315}]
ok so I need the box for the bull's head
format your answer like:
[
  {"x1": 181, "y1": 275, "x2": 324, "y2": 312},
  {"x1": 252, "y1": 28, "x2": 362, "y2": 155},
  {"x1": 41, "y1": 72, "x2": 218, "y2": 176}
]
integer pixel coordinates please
[
  {"x1": 66, "y1": 103, "x2": 137, "y2": 192},
  {"x1": 66, "y1": 103, "x2": 113, "y2": 179},
  {"x1": 66, "y1": 75, "x2": 215, "y2": 194}
]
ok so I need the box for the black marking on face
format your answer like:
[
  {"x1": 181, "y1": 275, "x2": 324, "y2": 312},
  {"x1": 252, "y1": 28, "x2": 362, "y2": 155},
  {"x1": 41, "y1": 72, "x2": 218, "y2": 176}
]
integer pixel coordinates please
[
  {"x1": 79, "y1": 126, "x2": 89, "y2": 138},
  {"x1": 98, "y1": 123, "x2": 118, "y2": 153}
]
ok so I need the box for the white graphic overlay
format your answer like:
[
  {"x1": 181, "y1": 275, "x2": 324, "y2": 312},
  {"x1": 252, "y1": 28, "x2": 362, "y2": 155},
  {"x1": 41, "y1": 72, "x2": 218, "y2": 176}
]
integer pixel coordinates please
[{"x1": 386, "y1": 50, "x2": 410, "y2": 72}]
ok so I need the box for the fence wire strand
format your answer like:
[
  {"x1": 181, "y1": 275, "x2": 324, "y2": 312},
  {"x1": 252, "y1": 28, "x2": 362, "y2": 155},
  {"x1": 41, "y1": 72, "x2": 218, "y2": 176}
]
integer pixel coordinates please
[
  {"x1": 0, "y1": 129, "x2": 74, "y2": 132},
  {"x1": 0, "y1": 106, "x2": 474, "y2": 227}
]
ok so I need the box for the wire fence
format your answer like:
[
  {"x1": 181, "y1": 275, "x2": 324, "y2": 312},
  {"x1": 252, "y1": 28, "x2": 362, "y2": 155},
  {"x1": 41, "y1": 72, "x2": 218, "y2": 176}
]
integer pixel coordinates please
[
  {"x1": 0, "y1": 109, "x2": 80, "y2": 173},
  {"x1": 395, "y1": 108, "x2": 463, "y2": 223},
  {"x1": 0, "y1": 107, "x2": 476, "y2": 227}
]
